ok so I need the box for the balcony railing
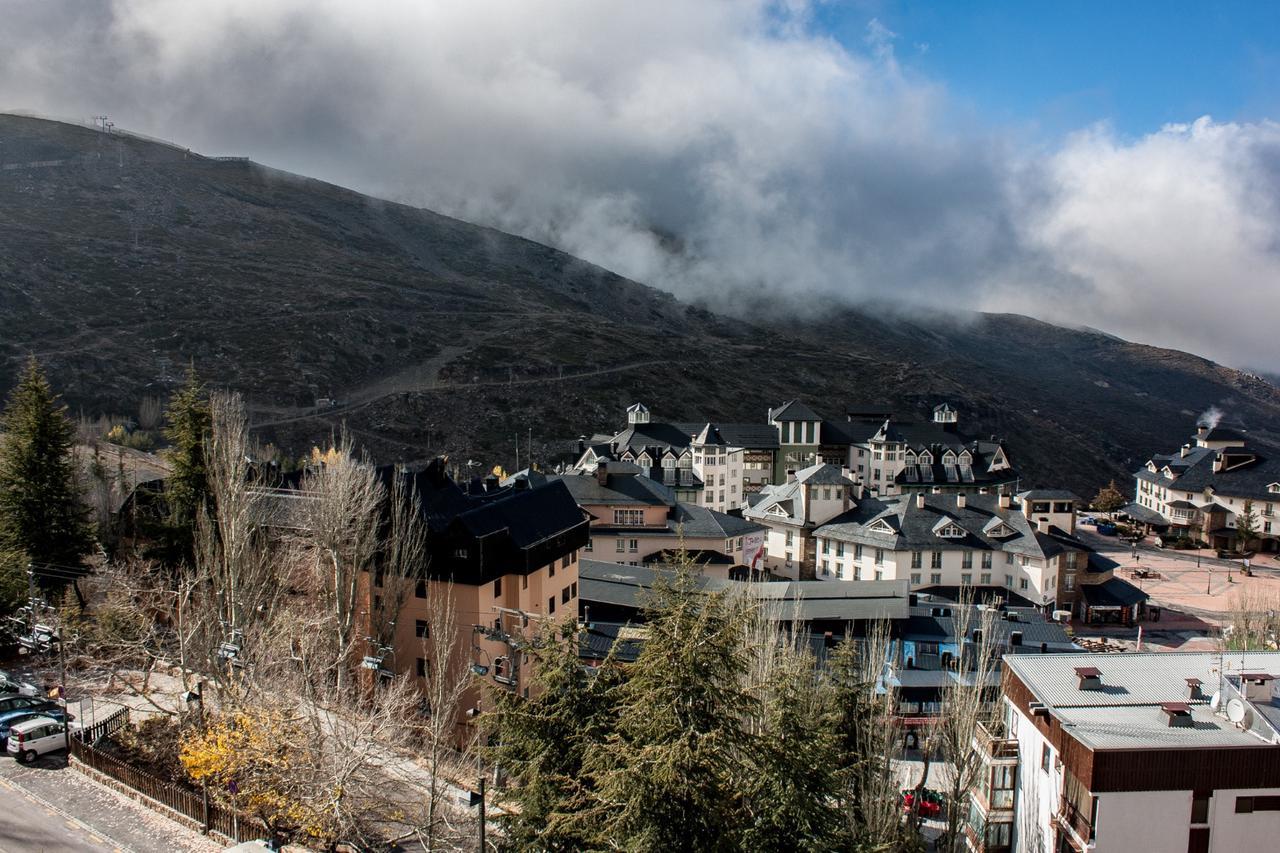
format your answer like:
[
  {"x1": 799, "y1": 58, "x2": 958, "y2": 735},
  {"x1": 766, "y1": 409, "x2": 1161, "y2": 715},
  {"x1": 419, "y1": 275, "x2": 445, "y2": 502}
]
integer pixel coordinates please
[
  {"x1": 974, "y1": 722, "x2": 1019, "y2": 760},
  {"x1": 1056, "y1": 800, "x2": 1094, "y2": 849}
]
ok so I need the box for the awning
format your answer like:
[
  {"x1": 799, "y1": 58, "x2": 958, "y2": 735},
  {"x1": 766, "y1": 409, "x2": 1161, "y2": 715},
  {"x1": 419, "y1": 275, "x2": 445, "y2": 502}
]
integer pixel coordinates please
[{"x1": 1081, "y1": 577, "x2": 1149, "y2": 609}]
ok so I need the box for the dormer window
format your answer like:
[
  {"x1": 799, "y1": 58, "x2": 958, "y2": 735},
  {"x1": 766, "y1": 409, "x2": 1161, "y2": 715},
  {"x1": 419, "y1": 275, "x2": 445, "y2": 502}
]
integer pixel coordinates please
[
  {"x1": 678, "y1": 453, "x2": 692, "y2": 468},
  {"x1": 958, "y1": 450, "x2": 972, "y2": 463},
  {"x1": 661, "y1": 455, "x2": 675, "y2": 469},
  {"x1": 936, "y1": 523, "x2": 965, "y2": 538},
  {"x1": 869, "y1": 518, "x2": 896, "y2": 535},
  {"x1": 635, "y1": 453, "x2": 649, "y2": 467},
  {"x1": 919, "y1": 452, "x2": 933, "y2": 465},
  {"x1": 1269, "y1": 483, "x2": 1280, "y2": 494},
  {"x1": 942, "y1": 451, "x2": 956, "y2": 464}
]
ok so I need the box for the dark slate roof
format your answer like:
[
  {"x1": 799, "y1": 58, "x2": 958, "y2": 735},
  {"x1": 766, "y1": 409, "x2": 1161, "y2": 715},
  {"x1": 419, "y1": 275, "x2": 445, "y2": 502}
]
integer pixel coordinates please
[
  {"x1": 580, "y1": 622, "x2": 645, "y2": 663},
  {"x1": 610, "y1": 422, "x2": 699, "y2": 452},
  {"x1": 578, "y1": 559, "x2": 909, "y2": 622},
  {"x1": 1019, "y1": 490, "x2": 1082, "y2": 502},
  {"x1": 1080, "y1": 577, "x2": 1149, "y2": 608},
  {"x1": 691, "y1": 423, "x2": 781, "y2": 450},
  {"x1": 549, "y1": 471, "x2": 675, "y2": 507},
  {"x1": 1135, "y1": 440, "x2": 1280, "y2": 502},
  {"x1": 771, "y1": 400, "x2": 822, "y2": 422},
  {"x1": 642, "y1": 549, "x2": 735, "y2": 566},
  {"x1": 845, "y1": 403, "x2": 895, "y2": 419},
  {"x1": 1202, "y1": 427, "x2": 1247, "y2": 443},
  {"x1": 1086, "y1": 553, "x2": 1122, "y2": 574},
  {"x1": 901, "y1": 604, "x2": 1074, "y2": 651},
  {"x1": 815, "y1": 494, "x2": 1091, "y2": 561},
  {"x1": 451, "y1": 479, "x2": 587, "y2": 550},
  {"x1": 670, "y1": 503, "x2": 765, "y2": 538},
  {"x1": 1120, "y1": 502, "x2": 1168, "y2": 525}
]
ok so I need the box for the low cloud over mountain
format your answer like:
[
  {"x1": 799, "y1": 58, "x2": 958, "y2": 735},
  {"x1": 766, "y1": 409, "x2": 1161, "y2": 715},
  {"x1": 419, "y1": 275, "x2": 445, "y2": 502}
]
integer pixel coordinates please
[{"x1": 4, "y1": 1, "x2": 1279, "y2": 369}]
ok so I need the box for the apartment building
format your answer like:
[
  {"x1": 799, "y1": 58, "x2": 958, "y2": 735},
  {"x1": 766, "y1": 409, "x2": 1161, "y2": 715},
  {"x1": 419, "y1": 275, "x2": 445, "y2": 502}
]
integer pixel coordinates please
[
  {"x1": 572, "y1": 403, "x2": 780, "y2": 511},
  {"x1": 768, "y1": 400, "x2": 1019, "y2": 497},
  {"x1": 974, "y1": 652, "x2": 1280, "y2": 853},
  {"x1": 1132, "y1": 422, "x2": 1280, "y2": 553},
  {"x1": 811, "y1": 491, "x2": 1141, "y2": 619},
  {"x1": 742, "y1": 462, "x2": 859, "y2": 579},
  {"x1": 550, "y1": 462, "x2": 765, "y2": 578}
]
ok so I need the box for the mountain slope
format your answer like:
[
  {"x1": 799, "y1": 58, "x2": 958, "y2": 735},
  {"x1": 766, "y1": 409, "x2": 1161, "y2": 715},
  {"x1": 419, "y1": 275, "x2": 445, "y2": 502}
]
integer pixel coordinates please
[{"x1": 3, "y1": 114, "x2": 1278, "y2": 496}]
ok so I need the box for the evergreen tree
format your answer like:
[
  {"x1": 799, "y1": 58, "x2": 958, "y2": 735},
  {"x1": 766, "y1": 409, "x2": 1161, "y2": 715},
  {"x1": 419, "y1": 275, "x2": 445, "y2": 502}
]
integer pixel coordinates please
[
  {"x1": 0, "y1": 357, "x2": 93, "y2": 580},
  {"x1": 162, "y1": 364, "x2": 212, "y2": 531},
  {"x1": 585, "y1": 565, "x2": 756, "y2": 852},
  {"x1": 1237, "y1": 499, "x2": 1258, "y2": 556},
  {"x1": 485, "y1": 619, "x2": 622, "y2": 851}
]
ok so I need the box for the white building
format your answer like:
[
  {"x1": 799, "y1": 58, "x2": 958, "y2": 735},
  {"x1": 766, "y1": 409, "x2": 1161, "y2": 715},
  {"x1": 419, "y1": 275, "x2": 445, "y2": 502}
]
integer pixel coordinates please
[{"x1": 972, "y1": 651, "x2": 1280, "y2": 853}]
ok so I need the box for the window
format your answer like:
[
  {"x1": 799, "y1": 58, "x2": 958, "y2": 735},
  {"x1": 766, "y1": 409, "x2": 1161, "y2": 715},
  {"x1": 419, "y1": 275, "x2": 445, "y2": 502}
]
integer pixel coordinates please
[
  {"x1": 549, "y1": 561, "x2": 556, "y2": 578},
  {"x1": 570, "y1": 582, "x2": 578, "y2": 599},
  {"x1": 961, "y1": 572, "x2": 972, "y2": 585},
  {"x1": 415, "y1": 578, "x2": 427, "y2": 598},
  {"x1": 962, "y1": 551, "x2": 973, "y2": 569},
  {"x1": 417, "y1": 658, "x2": 428, "y2": 678},
  {"x1": 821, "y1": 560, "x2": 830, "y2": 576},
  {"x1": 1065, "y1": 551, "x2": 1078, "y2": 570},
  {"x1": 982, "y1": 552, "x2": 992, "y2": 569},
  {"x1": 910, "y1": 572, "x2": 922, "y2": 584},
  {"x1": 981, "y1": 572, "x2": 992, "y2": 585},
  {"x1": 930, "y1": 573, "x2": 941, "y2": 584},
  {"x1": 415, "y1": 620, "x2": 429, "y2": 638},
  {"x1": 616, "y1": 538, "x2": 625, "y2": 552},
  {"x1": 1005, "y1": 575, "x2": 1013, "y2": 588},
  {"x1": 786, "y1": 531, "x2": 794, "y2": 547},
  {"x1": 873, "y1": 468, "x2": 881, "y2": 481},
  {"x1": 613, "y1": 509, "x2": 644, "y2": 526},
  {"x1": 1191, "y1": 794, "x2": 1210, "y2": 824},
  {"x1": 629, "y1": 539, "x2": 639, "y2": 553},
  {"x1": 454, "y1": 547, "x2": 468, "y2": 559},
  {"x1": 494, "y1": 577, "x2": 502, "y2": 597},
  {"x1": 548, "y1": 596, "x2": 556, "y2": 614},
  {"x1": 561, "y1": 555, "x2": 571, "y2": 569},
  {"x1": 1005, "y1": 552, "x2": 1015, "y2": 565},
  {"x1": 836, "y1": 542, "x2": 844, "y2": 558},
  {"x1": 785, "y1": 552, "x2": 793, "y2": 566},
  {"x1": 1041, "y1": 744, "x2": 1052, "y2": 772},
  {"x1": 854, "y1": 544, "x2": 863, "y2": 560},
  {"x1": 522, "y1": 574, "x2": 528, "y2": 590},
  {"x1": 911, "y1": 551, "x2": 923, "y2": 569},
  {"x1": 585, "y1": 538, "x2": 593, "y2": 552},
  {"x1": 875, "y1": 548, "x2": 884, "y2": 564},
  {"x1": 561, "y1": 586, "x2": 571, "y2": 605},
  {"x1": 1065, "y1": 574, "x2": 1075, "y2": 591},
  {"x1": 1020, "y1": 578, "x2": 1029, "y2": 590},
  {"x1": 931, "y1": 551, "x2": 943, "y2": 569},
  {"x1": 874, "y1": 569, "x2": 883, "y2": 580},
  {"x1": 1020, "y1": 555, "x2": 1030, "y2": 567},
  {"x1": 1236, "y1": 795, "x2": 1280, "y2": 813}
]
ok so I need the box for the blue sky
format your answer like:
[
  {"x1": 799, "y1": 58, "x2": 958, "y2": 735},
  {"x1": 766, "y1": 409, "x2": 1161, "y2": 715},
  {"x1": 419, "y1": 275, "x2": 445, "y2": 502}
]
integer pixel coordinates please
[{"x1": 816, "y1": 1, "x2": 1280, "y2": 138}]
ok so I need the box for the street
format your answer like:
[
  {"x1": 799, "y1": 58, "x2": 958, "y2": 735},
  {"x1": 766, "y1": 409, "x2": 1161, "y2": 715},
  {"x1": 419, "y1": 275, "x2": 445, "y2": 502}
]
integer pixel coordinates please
[{"x1": 0, "y1": 752, "x2": 220, "y2": 853}]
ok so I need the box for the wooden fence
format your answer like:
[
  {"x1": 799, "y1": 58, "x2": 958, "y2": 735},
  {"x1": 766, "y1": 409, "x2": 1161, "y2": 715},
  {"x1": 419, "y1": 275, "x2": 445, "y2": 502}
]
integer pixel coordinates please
[{"x1": 69, "y1": 709, "x2": 268, "y2": 844}]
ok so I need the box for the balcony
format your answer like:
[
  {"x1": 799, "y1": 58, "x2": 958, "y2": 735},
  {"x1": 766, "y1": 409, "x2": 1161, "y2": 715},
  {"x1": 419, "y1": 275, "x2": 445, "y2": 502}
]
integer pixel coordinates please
[
  {"x1": 1055, "y1": 800, "x2": 1094, "y2": 850},
  {"x1": 974, "y1": 722, "x2": 1018, "y2": 761}
]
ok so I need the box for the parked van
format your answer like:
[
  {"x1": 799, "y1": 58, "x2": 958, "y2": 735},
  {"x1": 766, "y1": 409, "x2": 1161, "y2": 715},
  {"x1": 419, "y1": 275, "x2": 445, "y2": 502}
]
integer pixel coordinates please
[{"x1": 7, "y1": 716, "x2": 66, "y2": 763}]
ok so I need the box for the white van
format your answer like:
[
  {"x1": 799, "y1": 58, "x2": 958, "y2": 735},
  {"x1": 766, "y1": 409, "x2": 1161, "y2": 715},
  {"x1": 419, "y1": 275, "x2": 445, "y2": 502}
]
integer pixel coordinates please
[{"x1": 7, "y1": 716, "x2": 66, "y2": 763}]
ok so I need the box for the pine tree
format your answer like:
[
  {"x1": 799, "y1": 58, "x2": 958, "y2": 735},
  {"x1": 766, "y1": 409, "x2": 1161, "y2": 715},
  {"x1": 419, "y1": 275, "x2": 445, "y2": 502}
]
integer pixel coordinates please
[
  {"x1": 0, "y1": 357, "x2": 93, "y2": 580},
  {"x1": 1237, "y1": 499, "x2": 1258, "y2": 556},
  {"x1": 162, "y1": 364, "x2": 212, "y2": 531},
  {"x1": 585, "y1": 563, "x2": 756, "y2": 852},
  {"x1": 485, "y1": 619, "x2": 623, "y2": 851}
]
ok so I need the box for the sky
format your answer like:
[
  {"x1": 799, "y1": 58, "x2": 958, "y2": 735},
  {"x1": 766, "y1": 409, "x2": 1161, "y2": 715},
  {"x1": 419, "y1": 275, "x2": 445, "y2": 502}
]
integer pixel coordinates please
[{"x1": 2, "y1": 1, "x2": 1279, "y2": 371}]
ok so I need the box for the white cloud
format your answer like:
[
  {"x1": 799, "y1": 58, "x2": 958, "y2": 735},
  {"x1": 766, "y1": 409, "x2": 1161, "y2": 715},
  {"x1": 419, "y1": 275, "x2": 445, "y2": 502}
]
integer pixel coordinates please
[{"x1": 1, "y1": 1, "x2": 1278, "y2": 369}]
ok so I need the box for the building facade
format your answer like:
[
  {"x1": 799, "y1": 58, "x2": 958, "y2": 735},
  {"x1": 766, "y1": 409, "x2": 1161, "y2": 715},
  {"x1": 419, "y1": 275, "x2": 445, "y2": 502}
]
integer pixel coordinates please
[{"x1": 743, "y1": 462, "x2": 859, "y2": 580}]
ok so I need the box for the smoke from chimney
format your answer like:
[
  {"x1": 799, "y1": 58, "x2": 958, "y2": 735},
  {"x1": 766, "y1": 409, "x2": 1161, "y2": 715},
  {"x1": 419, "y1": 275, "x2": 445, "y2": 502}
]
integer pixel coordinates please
[{"x1": 1196, "y1": 406, "x2": 1224, "y2": 429}]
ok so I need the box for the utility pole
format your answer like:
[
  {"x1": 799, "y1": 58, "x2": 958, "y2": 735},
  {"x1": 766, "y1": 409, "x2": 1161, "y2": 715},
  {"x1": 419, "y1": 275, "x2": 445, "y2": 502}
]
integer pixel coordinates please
[{"x1": 477, "y1": 775, "x2": 486, "y2": 852}]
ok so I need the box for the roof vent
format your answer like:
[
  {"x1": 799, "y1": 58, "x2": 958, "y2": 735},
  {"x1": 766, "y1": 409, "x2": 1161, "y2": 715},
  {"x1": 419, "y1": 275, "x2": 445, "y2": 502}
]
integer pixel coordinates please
[
  {"x1": 916, "y1": 493, "x2": 926, "y2": 509},
  {"x1": 957, "y1": 493, "x2": 966, "y2": 509},
  {"x1": 1075, "y1": 666, "x2": 1103, "y2": 691},
  {"x1": 1005, "y1": 611, "x2": 1020, "y2": 623},
  {"x1": 1186, "y1": 677, "x2": 1204, "y2": 701},
  {"x1": 1161, "y1": 702, "x2": 1193, "y2": 728},
  {"x1": 1010, "y1": 630, "x2": 1023, "y2": 647},
  {"x1": 1029, "y1": 701, "x2": 1050, "y2": 719}
]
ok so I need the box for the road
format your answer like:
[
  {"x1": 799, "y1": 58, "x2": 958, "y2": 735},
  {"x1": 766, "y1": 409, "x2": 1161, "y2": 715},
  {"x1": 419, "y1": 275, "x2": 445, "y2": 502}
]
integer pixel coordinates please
[{"x1": 0, "y1": 752, "x2": 219, "y2": 853}]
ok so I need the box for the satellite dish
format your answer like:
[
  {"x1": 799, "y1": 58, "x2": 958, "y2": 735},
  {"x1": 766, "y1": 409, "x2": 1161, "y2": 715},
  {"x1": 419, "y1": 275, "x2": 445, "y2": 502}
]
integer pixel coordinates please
[
  {"x1": 1226, "y1": 698, "x2": 1247, "y2": 724},
  {"x1": 1209, "y1": 692, "x2": 1222, "y2": 712}
]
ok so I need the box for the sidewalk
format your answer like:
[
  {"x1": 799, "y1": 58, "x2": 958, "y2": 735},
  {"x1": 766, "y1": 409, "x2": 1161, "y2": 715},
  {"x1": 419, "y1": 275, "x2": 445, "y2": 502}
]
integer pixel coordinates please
[{"x1": 0, "y1": 753, "x2": 221, "y2": 853}]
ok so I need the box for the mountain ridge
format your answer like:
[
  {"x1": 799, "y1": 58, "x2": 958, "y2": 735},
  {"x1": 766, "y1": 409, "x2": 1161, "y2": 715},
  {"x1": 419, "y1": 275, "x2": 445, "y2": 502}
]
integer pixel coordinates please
[{"x1": 2, "y1": 113, "x2": 1278, "y2": 496}]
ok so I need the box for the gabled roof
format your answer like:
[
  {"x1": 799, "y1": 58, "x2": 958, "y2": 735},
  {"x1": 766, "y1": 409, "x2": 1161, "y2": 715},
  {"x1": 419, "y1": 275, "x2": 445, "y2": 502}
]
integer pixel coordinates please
[
  {"x1": 794, "y1": 462, "x2": 857, "y2": 487},
  {"x1": 770, "y1": 400, "x2": 821, "y2": 422},
  {"x1": 1019, "y1": 490, "x2": 1082, "y2": 503},
  {"x1": 549, "y1": 471, "x2": 675, "y2": 507}
]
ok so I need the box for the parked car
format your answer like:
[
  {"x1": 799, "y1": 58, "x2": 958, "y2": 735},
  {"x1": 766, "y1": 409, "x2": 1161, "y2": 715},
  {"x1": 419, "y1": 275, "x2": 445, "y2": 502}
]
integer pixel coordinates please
[
  {"x1": 1095, "y1": 522, "x2": 1118, "y2": 536},
  {"x1": 0, "y1": 704, "x2": 66, "y2": 746},
  {"x1": 0, "y1": 671, "x2": 37, "y2": 698},
  {"x1": 902, "y1": 788, "x2": 944, "y2": 819},
  {"x1": 0, "y1": 695, "x2": 58, "y2": 716},
  {"x1": 7, "y1": 716, "x2": 67, "y2": 763}
]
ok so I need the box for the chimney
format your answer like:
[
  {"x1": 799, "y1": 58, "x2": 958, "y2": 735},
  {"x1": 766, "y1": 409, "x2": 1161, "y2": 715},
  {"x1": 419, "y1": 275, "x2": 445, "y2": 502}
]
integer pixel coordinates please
[
  {"x1": 1075, "y1": 666, "x2": 1103, "y2": 691},
  {"x1": 578, "y1": 435, "x2": 587, "y2": 456},
  {"x1": 1185, "y1": 678, "x2": 1203, "y2": 701},
  {"x1": 786, "y1": 469, "x2": 797, "y2": 483},
  {"x1": 998, "y1": 493, "x2": 1012, "y2": 509},
  {"x1": 956, "y1": 493, "x2": 966, "y2": 509},
  {"x1": 596, "y1": 461, "x2": 609, "y2": 487},
  {"x1": 1180, "y1": 444, "x2": 1190, "y2": 459},
  {"x1": 1240, "y1": 673, "x2": 1276, "y2": 703},
  {"x1": 1197, "y1": 425, "x2": 1208, "y2": 439},
  {"x1": 1213, "y1": 453, "x2": 1224, "y2": 473},
  {"x1": 916, "y1": 493, "x2": 926, "y2": 510},
  {"x1": 1010, "y1": 630, "x2": 1023, "y2": 647},
  {"x1": 1161, "y1": 702, "x2": 1193, "y2": 728}
]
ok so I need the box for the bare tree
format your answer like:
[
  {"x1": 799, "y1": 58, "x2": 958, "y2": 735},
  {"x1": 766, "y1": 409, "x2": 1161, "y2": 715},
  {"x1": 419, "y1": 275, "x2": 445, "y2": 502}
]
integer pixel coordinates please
[
  {"x1": 1224, "y1": 585, "x2": 1280, "y2": 651},
  {"x1": 926, "y1": 590, "x2": 1000, "y2": 852},
  {"x1": 137, "y1": 395, "x2": 164, "y2": 431}
]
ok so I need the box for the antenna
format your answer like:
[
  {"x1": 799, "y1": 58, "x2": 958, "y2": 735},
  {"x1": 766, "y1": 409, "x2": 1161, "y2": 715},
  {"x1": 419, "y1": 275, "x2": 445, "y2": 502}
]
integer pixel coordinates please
[
  {"x1": 1226, "y1": 698, "x2": 1247, "y2": 725},
  {"x1": 1209, "y1": 691, "x2": 1222, "y2": 712}
]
